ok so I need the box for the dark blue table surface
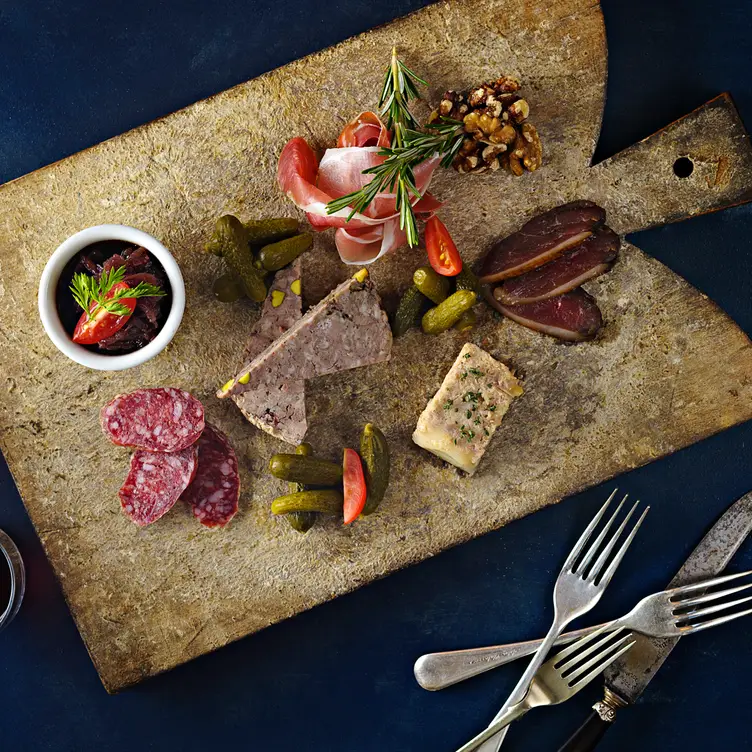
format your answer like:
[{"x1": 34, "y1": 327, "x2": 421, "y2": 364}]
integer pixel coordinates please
[{"x1": 1, "y1": 1, "x2": 751, "y2": 750}]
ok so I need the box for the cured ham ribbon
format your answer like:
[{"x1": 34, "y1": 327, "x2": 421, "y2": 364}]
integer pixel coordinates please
[{"x1": 277, "y1": 112, "x2": 442, "y2": 264}]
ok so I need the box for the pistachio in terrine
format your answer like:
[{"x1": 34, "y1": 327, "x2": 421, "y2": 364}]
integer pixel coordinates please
[{"x1": 412, "y1": 343, "x2": 522, "y2": 474}]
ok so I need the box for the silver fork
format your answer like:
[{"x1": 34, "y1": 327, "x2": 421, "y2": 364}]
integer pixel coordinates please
[
  {"x1": 415, "y1": 569, "x2": 752, "y2": 691},
  {"x1": 455, "y1": 627, "x2": 636, "y2": 752},
  {"x1": 477, "y1": 490, "x2": 648, "y2": 752}
]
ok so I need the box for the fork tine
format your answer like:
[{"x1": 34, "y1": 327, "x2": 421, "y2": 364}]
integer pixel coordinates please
[
  {"x1": 679, "y1": 606, "x2": 752, "y2": 634},
  {"x1": 562, "y1": 489, "x2": 618, "y2": 572},
  {"x1": 674, "y1": 580, "x2": 752, "y2": 609},
  {"x1": 565, "y1": 632, "x2": 634, "y2": 684},
  {"x1": 670, "y1": 570, "x2": 752, "y2": 597},
  {"x1": 677, "y1": 594, "x2": 752, "y2": 622},
  {"x1": 575, "y1": 495, "x2": 627, "y2": 576},
  {"x1": 550, "y1": 624, "x2": 614, "y2": 663},
  {"x1": 592, "y1": 504, "x2": 649, "y2": 586},
  {"x1": 556, "y1": 627, "x2": 627, "y2": 671},
  {"x1": 571, "y1": 637, "x2": 636, "y2": 689}
]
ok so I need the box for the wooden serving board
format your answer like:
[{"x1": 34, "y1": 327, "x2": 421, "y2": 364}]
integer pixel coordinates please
[{"x1": 1, "y1": 0, "x2": 752, "y2": 692}]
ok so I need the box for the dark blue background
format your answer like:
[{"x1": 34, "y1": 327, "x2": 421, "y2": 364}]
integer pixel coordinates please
[{"x1": 1, "y1": 1, "x2": 751, "y2": 750}]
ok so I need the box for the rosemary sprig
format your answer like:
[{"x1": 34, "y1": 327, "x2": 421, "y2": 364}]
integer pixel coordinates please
[
  {"x1": 378, "y1": 47, "x2": 426, "y2": 146},
  {"x1": 70, "y1": 265, "x2": 165, "y2": 320},
  {"x1": 326, "y1": 49, "x2": 465, "y2": 247},
  {"x1": 326, "y1": 119, "x2": 464, "y2": 246}
]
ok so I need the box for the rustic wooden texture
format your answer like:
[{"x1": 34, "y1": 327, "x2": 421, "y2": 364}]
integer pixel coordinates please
[{"x1": 0, "y1": 0, "x2": 751, "y2": 692}]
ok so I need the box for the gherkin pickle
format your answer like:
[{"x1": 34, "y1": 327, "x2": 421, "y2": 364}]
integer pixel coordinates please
[
  {"x1": 212, "y1": 272, "x2": 243, "y2": 303},
  {"x1": 269, "y1": 454, "x2": 343, "y2": 485},
  {"x1": 455, "y1": 267, "x2": 480, "y2": 293},
  {"x1": 360, "y1": 424, "x2": 390, "y2": 515},
  {"x1": 271, "y1": 490, "x2": 344, "y2": 516},
  {"x1": 244, "y1": 218, "x2": 299, "y2": 246},
  {"x1": 422, "y1": 290, "x2": 477, "y2": 335},
  {"x1": 258, "y1": 233, "x2": 313, "y2": 272},
  {"x1": 287, "y1": 442, "x2": 316, "y2": 533},
  {"x1": 207, "y1": 215, "x2": 267, "y2": 302},
  {"x1": 413, "y1": 266, "x2": 450, "y2": 305},
  {"x1": 393, "y1": 285, "x2": 428, "y2": 337},
  {"x1": 454, "y1": 308, "x2": 477, "y2": 333}
]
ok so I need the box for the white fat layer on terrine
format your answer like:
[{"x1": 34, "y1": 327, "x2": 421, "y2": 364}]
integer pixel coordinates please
[{"x1": 412, "y1": 343, "x2": 522, "y2": 475}]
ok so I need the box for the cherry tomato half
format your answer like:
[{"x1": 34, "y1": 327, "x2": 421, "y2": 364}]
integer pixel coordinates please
[
  {"x1": 425, "y1": 216, "x2": 463, "y2": 277},
  {"x1": 343, "y1": 448, "x2": 367, "y2": 524},
  {"x1": 72, "y1": 282, "x2": 137, "y2": 345}
]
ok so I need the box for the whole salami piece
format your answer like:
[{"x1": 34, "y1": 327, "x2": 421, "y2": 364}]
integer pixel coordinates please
[
  {"x1": 181, "y1": 423, "x2": 240, "y2": 528},
  {"x1": 120, "y1": 444, "x2": 198, "y2": 526},
  {"x1": 101, "y1": 388, "x2": 205, "y2": 453}
]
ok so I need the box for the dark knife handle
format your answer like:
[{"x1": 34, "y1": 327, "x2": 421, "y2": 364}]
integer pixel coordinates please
[{"x1": 557, "y1": 702, "x2": 619, "y2": 752}]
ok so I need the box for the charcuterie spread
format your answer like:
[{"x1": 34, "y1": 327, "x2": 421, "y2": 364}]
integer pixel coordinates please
[{"x1": 16, "y1": 7, "x2": 752, "y2": 695}]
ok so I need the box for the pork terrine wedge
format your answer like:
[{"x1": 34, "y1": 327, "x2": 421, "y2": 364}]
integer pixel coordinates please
[
  {"x1": 219, "y1": 269, "x2": 392, "y2": 398},
  {"x1": 412, "y1": 343, "x2": 523, "y2": 474},
  {"x1": 231, "y1": 260, "x2": 307, "y2": 444}
]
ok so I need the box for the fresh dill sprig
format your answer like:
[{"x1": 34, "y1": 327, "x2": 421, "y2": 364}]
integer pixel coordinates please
[{"x1": 70, "y1": 265, "x2": 165, "y2": 319}]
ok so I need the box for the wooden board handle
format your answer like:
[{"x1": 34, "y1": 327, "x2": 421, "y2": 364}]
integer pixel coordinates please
[{"x1": 585, "y1": 93, "x2": 752, "y2": 235}]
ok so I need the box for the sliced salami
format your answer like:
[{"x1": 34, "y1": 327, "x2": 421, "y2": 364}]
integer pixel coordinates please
[
  {"x1": 181, "y1": 423, "x2": 240, "y2": 528},
  {"x1": 119, "y1": 444, "x2": 198, "y2": 526},
  {"x1": 101, "y1": 388, "x2": 205, "y2": 453}
]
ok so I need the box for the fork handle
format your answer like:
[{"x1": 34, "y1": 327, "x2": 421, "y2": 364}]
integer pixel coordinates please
[{"x1": 414, "y1": 620, "x2": 617, "y2": 691}]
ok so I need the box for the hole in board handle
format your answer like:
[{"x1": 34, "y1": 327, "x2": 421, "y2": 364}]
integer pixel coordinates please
[{"x1": 673, "y1": 157, "x2": 694, "y2": 178}]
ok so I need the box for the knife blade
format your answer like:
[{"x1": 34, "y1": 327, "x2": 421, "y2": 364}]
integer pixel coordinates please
[{"x1": 557, "y1": 490, "x2": 752, "y2": 752}]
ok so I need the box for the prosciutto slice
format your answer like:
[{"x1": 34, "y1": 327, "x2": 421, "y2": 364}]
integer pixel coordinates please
[{"x1": 277, "y1": 112, "x2": 441, "y2": 264}]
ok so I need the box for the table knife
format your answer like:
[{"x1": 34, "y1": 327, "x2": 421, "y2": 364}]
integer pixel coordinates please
[{"x1": 557, "y1": 490, "x2": 752, "y2": 752}]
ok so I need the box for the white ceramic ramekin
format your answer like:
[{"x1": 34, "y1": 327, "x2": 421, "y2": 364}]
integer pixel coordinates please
[{"x1": 38, "y1": 224, "x2": 185, "y2": 371}]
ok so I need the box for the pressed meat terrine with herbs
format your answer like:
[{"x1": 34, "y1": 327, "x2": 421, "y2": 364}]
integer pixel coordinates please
[{"x1": 412, "y1": 343, "x2": 523, "y2": 474}]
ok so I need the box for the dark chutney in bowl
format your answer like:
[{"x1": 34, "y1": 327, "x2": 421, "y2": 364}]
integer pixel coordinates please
[{"x1": 56, "y1": 240, "x2": 172, "y2": 355}]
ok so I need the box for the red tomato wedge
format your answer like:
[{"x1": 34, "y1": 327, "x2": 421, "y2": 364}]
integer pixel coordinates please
[
  {"x1": 72, "y1": 282, "x2": 137, "y2": 345},
  {"x1": 343, "y1": 448, "x2": 367, "y2": 524},
  {"x1": 425, "y1": 216, "x2": 463, "y2": 276}
]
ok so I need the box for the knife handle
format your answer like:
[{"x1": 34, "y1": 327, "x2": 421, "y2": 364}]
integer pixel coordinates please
[{"x1": 558, "y1": 695, "x2": 623, "y2": 752}]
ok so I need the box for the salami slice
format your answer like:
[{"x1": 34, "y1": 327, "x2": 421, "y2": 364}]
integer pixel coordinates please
[
  {"x1": 119, "y1": 445, "x2": 198, "y2": 526},
  {"x1": 101, "y1": 388, "x2": 205, "y2": 453},
  {"x1": 181, "y1": 423, "x2": 240, "y2": 528}
]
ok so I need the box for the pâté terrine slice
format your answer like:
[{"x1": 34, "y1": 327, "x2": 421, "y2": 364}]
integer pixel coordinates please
[
  {"x1": 412, "y1": 343, "x2": 522, "y2": 474},
  {"x1": 219, "y1": 269, "x2": 392, "y2": 398},
  {"x1": 231, "y1": 260, "x2": 307, "y2": 445}
]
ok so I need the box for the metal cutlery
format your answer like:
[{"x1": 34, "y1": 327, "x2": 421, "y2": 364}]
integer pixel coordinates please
[
  {"x1": 476, "y1": 490, "x2": 648, "y2": 752},
  {"x1": 557, "y1": 489, "x2": 752, "y2": 752},
  {"x1": 415, "y1": 568, "x2": 752, "y2": 691},
  {"x1": 454, "y1": 627, "x2": 635, "y2": 752}
]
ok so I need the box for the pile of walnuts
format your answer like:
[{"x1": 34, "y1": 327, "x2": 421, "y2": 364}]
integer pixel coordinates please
[{"x1": 431, "y1": 76, "x2": 543, "y2": 176}]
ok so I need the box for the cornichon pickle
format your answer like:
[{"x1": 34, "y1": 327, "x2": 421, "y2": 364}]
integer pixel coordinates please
[
  {"x1": 413, "y1": 266, "x2": 450, "y2": 305},
  {"x1": 269, "y1": 454, "x2": 343, "y2": 485},
  {"x1": 422, "y1": 290, "x2": 477, "y2": 334},
  {"x1": 455, "y1": 267, "x2": 479, "y2": 293},
  {"x1": 287, "y1": 443, "x2": 316, "y2": 533},
  {"x1": 453, "y1": 308, "x2": 477, "y2": 333},
  {"x1": 244, "y1": 218, "x2": 299, "y2": 246},
  {"x1": 207, "y1": 215, "x2": 267, "y2": 303},
  {"x1": 393, "y1": 285, "x2": 428, "y2": 337},
  {"x1": 258, "y1": 233, "x2": 313, "y2": 272},
  {"x1": 271, "y1": 490, "x2": 344, "y2": 515},
  {"x1": 360, "y1": 424, "x2": 390, "y2": 515},
  {"x1": 212, "y1": 272, "x2": 243, "y2": 303}
]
